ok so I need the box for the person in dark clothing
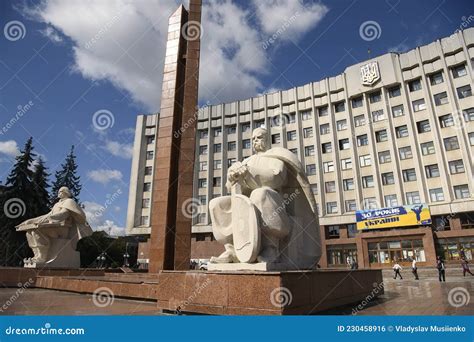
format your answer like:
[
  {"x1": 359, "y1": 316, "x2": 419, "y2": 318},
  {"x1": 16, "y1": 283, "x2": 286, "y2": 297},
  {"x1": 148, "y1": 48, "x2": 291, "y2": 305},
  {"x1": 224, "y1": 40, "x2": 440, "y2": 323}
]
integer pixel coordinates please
[
  {"x1": 436, "y1": 256, "x2": 446, "y2": 282},
  {"x1": 351, "y1": 259, "x2": 358, "y2": 270},
  {"x1": 461, "y1": 257, "x2": 474, "y2": 276},
  {"x1": 393, "y1": 262, "x2": 403, "y2": 279},
  {"x1": 411, "y1": 258, "x2": 419, "y2": 280}
]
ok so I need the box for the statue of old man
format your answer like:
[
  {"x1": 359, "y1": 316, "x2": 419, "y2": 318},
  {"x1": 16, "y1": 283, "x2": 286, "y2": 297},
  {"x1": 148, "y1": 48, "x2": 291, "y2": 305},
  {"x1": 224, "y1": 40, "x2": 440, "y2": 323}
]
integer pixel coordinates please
[
  {"x1": 16, "y1": 186, "x2": 93, "y2": 268},
  {"x1": 208, "y1": 127, "x2": 321, "y2": 271}
]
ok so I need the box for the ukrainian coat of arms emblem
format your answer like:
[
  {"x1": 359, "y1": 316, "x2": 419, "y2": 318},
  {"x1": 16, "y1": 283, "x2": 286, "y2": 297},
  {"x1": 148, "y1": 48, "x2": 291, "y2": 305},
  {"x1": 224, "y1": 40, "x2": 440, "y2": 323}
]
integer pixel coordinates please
[{"x1": 360, "y1": 61, "x2": 380, "y2": 86}]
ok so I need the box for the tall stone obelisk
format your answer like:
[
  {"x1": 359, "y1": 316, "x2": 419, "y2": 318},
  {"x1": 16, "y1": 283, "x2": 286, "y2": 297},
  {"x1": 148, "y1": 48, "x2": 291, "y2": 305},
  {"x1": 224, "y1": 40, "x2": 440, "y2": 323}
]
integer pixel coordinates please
[{"x1": 149, "y1": 0, "x2": 202, "y2": 272}]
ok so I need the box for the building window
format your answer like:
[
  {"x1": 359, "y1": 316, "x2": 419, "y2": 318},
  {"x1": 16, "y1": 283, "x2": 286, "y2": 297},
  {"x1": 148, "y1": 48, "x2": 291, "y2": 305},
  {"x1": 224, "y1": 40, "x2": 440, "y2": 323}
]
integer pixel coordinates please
[
  {"x1": 318, "y1": 106, "x2": 328, "y2": 117},
  {"x1": 425, "y1": 164, "x2": 440, "y2": 178},
  {"x1": 454, "y1": 184, "x2": 470, "y2": 199},
  {"x1": 429, "y1": 71, "x2": 444, "y2": 85},
  {"x1": 352, "y1": 96, "x2": 363, "y2": 108},
  {"x1": 303, "y1": 127, "x2": 313, "y2": 138},
  {"x1": 369, "y1": 91, "x2": 382, "y2": 103},
  {"x1": 354, "y1": 114, "x2": 366, "y2": 127},
  {"x1": 228, "y1": 158, "x2": 236, "y2": 167},
  {"x1": 325, "y1": 181, "x2": 336, "y2": 193},
  {"x1": 253, "y1": 120, "x2": 265, "y2": 129},
  {"x1": 301, "y1": 110, "x2": 312, "y2": 121},
  {"x1": 304, "y1": 145, "x2": 315, "y2": 156},
  {"x1": 320, "y1": 123, "x2": 330, "y2": 135},
  {"x1": 199, "y1": 161, "x2": 207, "y2": 171},
  {"x1": 392, "y1": 105, "x2": 404, "y2": 117},
  {"x1": 343, "y1": 178, "x2": 354, "y2": 191},
  {"x1": 327, "y1": 244, "x2": 358, "y2": 265},
  {"x1": 143, "y1": 182, "x2": 151, "y2": 192},
  {"x1": 449, "y1": 160, "x2": 464, "y2": 174},
  {"x1": 359, "y1": 154, "x2": 371, "y2": 167},
  {"x1": 214, "y1": 143, "x2": 222, "y2": 153},
  {"x1": 272, "y1": 134, "x2": 281, "y2": 144},
  {"x1": 429, "y1": 188, "x2": 445, "y2": 202},
  {"x1": 368, "y1": 239, "x2": 426, "y2": 264},
  {"x1": 452, "y1": 64, "x2": 467, "y2": 78},
  {"x1": 416, "y1": 119, "x2": 431, "y2": 133},
  {"x1": 339, "y1": 138, "x2": 350, "y2": 150},
  {"x1": 399, "y1": 146, "x2": 413, "y2": 159},
  {"x1": 371, "y1": 109, "x2": 385, "y2": 122},
  {"x1": 406, "y1": 191, "x2": 421, "y2": 204},
  {"x1": 436, "y1": 237, "x2": 474, "y2": 261},
  {"x1": 287, "y1": 130, "x2": 297, "y2": 141},
  {"x1": 469, "y1": 132, "x2": 474, "y2": 146},
  {"x1": 412, "y1": 99, "x2": 426, "y2": 112},
  {"x1": 439, "y1": 114, "x2": 454, "y2": 128},
  {"x1": 362, "y1": 175, "x2": 374, "y2": 188},
  {"x1": 199, "y1": 145, "x2": 208, "y2": 155},
  {"x1": 421, "y1": 141, "x2": 435, "y2": 155},
  {"x1": 408, "y1": 79, "x2": 422, "y2": 92},
  {"x1": 388, "y1": 86, "x2": 401, "y2": 98},
  {"x1": 334, "y1": 101, "x2": 345, "y2": 113},
  {"x1": 290, "y1": 148, "x2": 298, "y2": 155},
  {"x1": 323, "y1": 161, "x2": 334, "y2": 173},
  {"x1": 146, "y1": 151, "x2": 154, "y2": 160},
  {"x1": 341, "y1": 158, "x2": 352, "y2": 170},
  {"x1": 463, "y1": 108, "x2": 474, "y2": 122},
  {"x1": 395, "y1": 125, "x2": 409, "y2": 138},
  {"x1": 375, "y1": 129, "x2": 388, "y2": 142},
  {"x1": 457, "y1": 85, "x2": 472, "y2": 99},
  {"x1": 146, "y1": 135, "x2": 155, "y2": 145},
  {"x1": 385, "y1": 194, "x2": 398, "y2": 207},
  {"x1": 379, "y1": 150, "x2": 391, "y2": 164},
  {"x1": 213, "y1": 177, "x2": 221, "y2": 187},
  {"x1": 199, "y1": 130, "x2": 208, "y2": 139},
  {"x1": 140, "y1": 216, "x2": 150, "y2": 226},
  {"x1": 226, "y1": 125, "x2": 236, "y2": 134},
  {"x1": 198, "y1": 179, "x2": 207, "y2": 188},
  {"x1": 142, "y1": 198, "x2": 150, "y2": 209},
  {"x1": 213, "y1": 127, "x2": 222, "y2": 137},
  {"x1": 363, "y1": 197, "x2": 378, "y2": 209},
  {"x1": 326, "y1": 202, "x2": 338, "y2": 214},
  {"x1": 214, "y1": 160, "x2": 222, "y2": 170},
  {"x1": 288, "y1": 113, "x2": 296, "y2": 123},
  {"x1": 381, "y1": 172, "x2": 395, "y2": 185},
  {"x1": 306, "y1": 164, "x2": 316, "y2": 175},
  {"x1": 241, "y1": 122, "x2": 251, "y2": 132},
  {"x1": 197, "y1": 213, "x2": 206, "y2": 224},
  {"x1": 402, "y1": 168, "x2": 417, "y2": 182},
  {"x1": 336, "y1": 119, "x2": 347, "y2": 131},
  {"x1": 434, "y1": 92, "x2": 449, "y2": 106},
  {"x1": 144, "y1": 166, "x2": 152, "y2": 176},
  {"x1": 198, "y1": 195, "x2": 206, "y2": 205},
  {"x1": 310, "y1": 184, "x2": 318, "y2": 195},
  {"x1": 227, "y1": 141, "x2": 236, "y2": 151},
  {"x1": 345, "y1": 200, "x2": 357, "y2": 212},
  {"x1": 444, "y1": 136, "x2": 459, "y2": 151},
  {"x1": 322, "y1": 142, "x2": 332, "y2": 154},
  {"x1": 242, "y1": 139, "x2": 251, "y2": 149},
  {"x1": 357, "y1": 134, "x2": 368, "y2": 146}
]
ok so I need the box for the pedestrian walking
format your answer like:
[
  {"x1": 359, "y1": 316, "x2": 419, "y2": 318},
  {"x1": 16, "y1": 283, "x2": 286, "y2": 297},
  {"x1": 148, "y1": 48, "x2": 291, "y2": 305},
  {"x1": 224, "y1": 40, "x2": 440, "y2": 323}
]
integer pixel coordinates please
[
  {"x1": 411, "y1": 258, "x2": 419, "y2": 280},
  {"x1": 351, "y1": 259, "x2": 358, "y2": 270},
  {"x1": 393, "y1": 262, "x2": 403, "y2": 279},
  {"x1": 461, "y1": 257, "x2": 474, "y2": 277},
  {"x1": 436, "y1": 256, "x2": 446, "y2": 282}
]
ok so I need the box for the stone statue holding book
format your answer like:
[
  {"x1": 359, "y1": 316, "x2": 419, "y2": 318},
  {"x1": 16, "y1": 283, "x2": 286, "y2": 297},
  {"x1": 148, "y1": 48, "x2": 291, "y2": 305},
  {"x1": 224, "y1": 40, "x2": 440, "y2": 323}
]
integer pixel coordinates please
[{"x1": 16, "y1": 186, "x2": 93, "y2": 268}]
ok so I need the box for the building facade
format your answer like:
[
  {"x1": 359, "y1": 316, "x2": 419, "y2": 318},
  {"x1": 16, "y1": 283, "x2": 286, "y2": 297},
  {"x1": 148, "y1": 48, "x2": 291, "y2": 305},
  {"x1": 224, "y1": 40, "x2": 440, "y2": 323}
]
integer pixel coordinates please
[{"x1": 127, "y1": 28, "x2": 474, "y2": 268}]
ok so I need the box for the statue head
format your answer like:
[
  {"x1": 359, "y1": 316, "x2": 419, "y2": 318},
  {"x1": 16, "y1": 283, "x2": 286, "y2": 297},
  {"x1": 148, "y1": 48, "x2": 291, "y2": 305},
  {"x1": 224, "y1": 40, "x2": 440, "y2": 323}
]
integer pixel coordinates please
[
  {"x1": 58, "y1": 187, "x2": 72, "y2": 199},
  {"x1": 252, "y1": 127, "x2": 268, "y2": 153}
]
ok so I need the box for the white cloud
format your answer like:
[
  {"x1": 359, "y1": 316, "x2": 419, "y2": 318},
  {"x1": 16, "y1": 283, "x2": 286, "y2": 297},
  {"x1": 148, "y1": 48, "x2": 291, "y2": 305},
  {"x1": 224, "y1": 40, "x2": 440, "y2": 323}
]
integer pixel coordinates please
[
  {"x1": 83, "y1": 201, "x2": 125, "y2": 236},
  {"x1": 24, "y1": 0, "x2": 328, "y2": 110},
  {"x1": 87, "y1": 169, "x2": 123, "y2": 184},
  {"x1": 0, "y1": 140, "x2": 19, "y2": 157},
  {"x1": 103, "y1": 140, "x2": 133, "y2": 159},
  {"x1": 39, "y1": 26, "x2": 63, "y2": 43}
]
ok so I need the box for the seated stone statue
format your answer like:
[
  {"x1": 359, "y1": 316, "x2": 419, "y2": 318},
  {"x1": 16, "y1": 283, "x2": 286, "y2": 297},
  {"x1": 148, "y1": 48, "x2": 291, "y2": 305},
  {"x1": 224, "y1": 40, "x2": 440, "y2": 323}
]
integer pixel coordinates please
[
  {"x1": 16, "y1": 186, "x2": 93, "y2": 268},
  {"x1": 208, "y1": 127, "x2": 321, "y2": 271}
]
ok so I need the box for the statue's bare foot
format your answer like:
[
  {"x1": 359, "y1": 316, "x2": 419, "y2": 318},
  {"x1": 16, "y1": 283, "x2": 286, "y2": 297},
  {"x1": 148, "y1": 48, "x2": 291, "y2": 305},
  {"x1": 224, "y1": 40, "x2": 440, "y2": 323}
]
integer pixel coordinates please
[{"x1": 210, "y1": 249, "x2": 238, "y2": 263}]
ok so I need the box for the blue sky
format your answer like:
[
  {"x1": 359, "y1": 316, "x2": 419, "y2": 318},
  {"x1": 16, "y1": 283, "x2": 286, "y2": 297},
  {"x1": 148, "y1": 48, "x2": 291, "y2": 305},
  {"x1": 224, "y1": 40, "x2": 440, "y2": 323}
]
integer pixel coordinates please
[{"x1": 0, "y1": 0, "x2": 472, "y2": 235}]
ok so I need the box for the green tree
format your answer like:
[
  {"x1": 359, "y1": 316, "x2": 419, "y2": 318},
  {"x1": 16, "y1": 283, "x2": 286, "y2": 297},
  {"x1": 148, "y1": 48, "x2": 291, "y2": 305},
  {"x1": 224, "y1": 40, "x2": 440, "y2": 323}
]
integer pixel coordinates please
[
  {"x1": 50, "y1": 145, "x2": 82, "y2": 205},
  {"x1": 31, "y1": 157, "x2": 50, "y2": 215}
]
